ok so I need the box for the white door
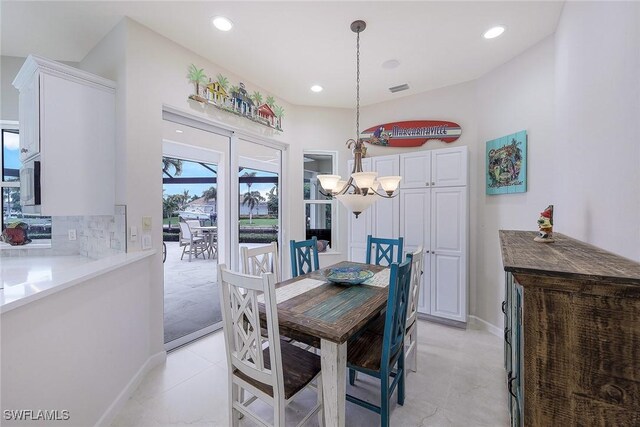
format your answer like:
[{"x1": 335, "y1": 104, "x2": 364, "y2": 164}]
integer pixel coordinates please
[
  {"x1": 399, "y1": 151, "x2": 431, "y2": 189},
  {"x1": 370, "y1": 155, "x2": 399, "y2": 240},
  {"x1": 431, "y1": 146, "x2": 467, "y2": 187},
  {"x1": 430, "y1": 186, "x2": 467, "y2": 322},
  {"x1": 400, "y1": 188, "x2": 431, "y2": 314},
  {"x1": 347, "y1": 158, "x2": 371, "y2": 262}
]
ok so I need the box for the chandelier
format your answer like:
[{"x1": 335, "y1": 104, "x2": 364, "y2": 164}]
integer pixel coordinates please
[{"x1": 317, "y1": 20, "x2": 401, "y2": 218}]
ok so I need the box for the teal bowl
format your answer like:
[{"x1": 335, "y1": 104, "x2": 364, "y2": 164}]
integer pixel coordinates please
[{"x1": 324, "y1": 266, "x2": 374, "y2": 285}]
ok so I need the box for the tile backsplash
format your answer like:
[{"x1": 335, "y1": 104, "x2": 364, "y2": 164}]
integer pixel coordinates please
[{"x1": 1, "y1": 205, "x2": 126, "y2": 259}]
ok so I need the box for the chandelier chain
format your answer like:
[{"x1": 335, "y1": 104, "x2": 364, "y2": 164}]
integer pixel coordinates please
[{"x1": 356, "y1": 28, "x2": 360, "y2": 140}]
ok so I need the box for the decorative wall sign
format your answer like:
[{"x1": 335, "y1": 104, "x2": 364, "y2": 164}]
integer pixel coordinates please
[
  {"x1": 187, "y1": 64, "x2": 284, "y2": 131},
  {"x1": 359, "y1": 120, "x2": 462, "y2": 147},
  {"x1": 486, "y1": 130, "x2": 527, "y2": 195}
]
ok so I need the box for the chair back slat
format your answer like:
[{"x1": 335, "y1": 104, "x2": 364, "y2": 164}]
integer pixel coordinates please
[
  {"x1": 406, "y1": 247, "x2": 424, "y2": 327},
  {"x1": 185, "y1": 219, "x2": 201, "y2": 230},
  {"x1": 241, "y1": 242, "x2": 280, "y2": 282},
  {"x1": 218, "y1": 265, "x2": 283, "y2": 391},
  {"x1": 381, "y1": 257, "x2": 413, "y2": 369},
  {"x1": 366, "y1": 235, "x2": 404, "y2": 266},
  {"x1": 289, "y1": 237, "x2": 320, "y2": 278}
]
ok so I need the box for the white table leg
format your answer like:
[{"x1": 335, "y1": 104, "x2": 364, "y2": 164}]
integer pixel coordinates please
[{"x1": 321, "y1": 339, "x2": 346, "y2": 427}]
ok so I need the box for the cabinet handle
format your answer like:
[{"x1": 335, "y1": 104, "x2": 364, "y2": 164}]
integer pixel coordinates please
[
  {"x1": 425, "y1": 250, "x2": 430, "y2": 254},
  {"x1": 431, "y1": 182, "x2": 435, "y2": 186},
  {"x1": 425, "y1": 182, "x2": 430, "y2": 187},
  {"x1": 501, "y1": 301, "x2": 507, "y2": 315},
  {"x1": 504, "y1": 328, "x2": 511, "y2": 346},
  {"x1": 20, "y1": 148, "x2": 28, "y2": 153}
]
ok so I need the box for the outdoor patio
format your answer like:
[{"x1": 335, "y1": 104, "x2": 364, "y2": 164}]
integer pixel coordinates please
[{"x1": 163, "y1": 240, "x2": 267, "y2": 344}]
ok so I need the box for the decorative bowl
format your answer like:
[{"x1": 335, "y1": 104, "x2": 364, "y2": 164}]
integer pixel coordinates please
[{"x1": 324, "y1": 266, "x2": 374, "y2": 285}]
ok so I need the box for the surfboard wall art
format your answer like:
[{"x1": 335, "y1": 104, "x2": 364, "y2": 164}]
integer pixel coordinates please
[{"x1": 360, "y1": 120, "x2": 462, "y2": 147}]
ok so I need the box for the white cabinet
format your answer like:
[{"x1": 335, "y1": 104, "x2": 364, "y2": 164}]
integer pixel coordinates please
[
  {"x1": 348, "y1": 146, "x2": 468, "y2": 323},
  {"x1": 430, "y1": 186, "x2": 467, "y2": 322},
  {"x1": 400, "y1": 146, "x2": 467, "y2": 188},
  {"x1": 13, "y1": 55, "x2": 116, "y2": 216},
  {"x1": 370, "y1": 155, "x2": 400, "y2": 239}
]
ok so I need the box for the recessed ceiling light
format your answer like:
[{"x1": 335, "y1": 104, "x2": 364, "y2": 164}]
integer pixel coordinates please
[
  {"x1": 483, "y1": 26, "x2": 505, "y2": 39},
  {"x1": 310, "y1": 85, "x2": 323, "y2": 93},
  {"x1": 382, "y1": 59, "x2": 400, "y2": 69},
  {"x1": 212, "y1": 16, "x2": 233, "y2": 32},
  {"x1": 175, "y1": 129, "x2": 183, "y2": 134}
]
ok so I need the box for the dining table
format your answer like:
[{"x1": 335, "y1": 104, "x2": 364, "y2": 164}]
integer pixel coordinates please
[{"x1": 263, "y1": 261, "x2": 392, "y2": 427}]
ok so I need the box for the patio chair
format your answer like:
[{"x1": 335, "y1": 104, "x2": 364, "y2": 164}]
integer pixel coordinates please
[
  {"x1": 179, "y1": 222, "x2": 207, "y2": 262},
  {"x1": 366, "y1": 235, "x2": 404, "y2": 266},
  {"x1": 218, "y1": 264, "x2": 324, "y2": 427},
  {"x1": 241, "y1": 242, "x2": 280, "y2": 282}
]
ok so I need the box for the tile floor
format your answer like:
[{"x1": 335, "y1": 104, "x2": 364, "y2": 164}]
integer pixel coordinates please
[{"x1": 112, "y1": 320, "x2": 510, "y2": 426}]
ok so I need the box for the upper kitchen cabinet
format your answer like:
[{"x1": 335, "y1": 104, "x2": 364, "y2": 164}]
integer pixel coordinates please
[
  {"x1": 400, "y1": 146, "x2": 467, "y2": 189},
  {"x1": 13, "y1": 55, "x2": 116, "y2": 216}
]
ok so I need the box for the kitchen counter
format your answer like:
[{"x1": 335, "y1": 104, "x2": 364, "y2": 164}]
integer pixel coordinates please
[{"x1": 0, "y1": 251, "x2": 155, "y2": 313}]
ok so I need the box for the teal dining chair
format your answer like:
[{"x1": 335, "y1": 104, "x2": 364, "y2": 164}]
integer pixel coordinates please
[
  {"x1": 290, "y1": 236, "x2": 320, "y2": 278},
  {"x1": 345, "y1": 256, "x2": 413, "y2": 427},
  {"x1": 365, "y1": 235, "x2": 404, "y2": 266}
]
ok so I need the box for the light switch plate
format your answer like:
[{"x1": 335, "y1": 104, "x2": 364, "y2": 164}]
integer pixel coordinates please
[
  {"x1": 68, "y1": 229, "x2": 77, "y2": 241},
  {"x1": 142, "y1": 234, "x2": 152, "y2": 250},
  {"x1": 130, "y1": 226, "x2": 138, "y2": 241},
  {"x1": 142, "y1": 216, "x2": 152, "y2": 231}
]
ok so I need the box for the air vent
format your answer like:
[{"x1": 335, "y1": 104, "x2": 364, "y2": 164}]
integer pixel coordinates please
[{"x1": 389, "y1": 83, "x2": 410, "y2": 93}]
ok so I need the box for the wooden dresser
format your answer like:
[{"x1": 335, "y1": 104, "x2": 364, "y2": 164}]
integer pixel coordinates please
[{"x1": 499, "y1": 230, "x2": 640, "y2": 426}]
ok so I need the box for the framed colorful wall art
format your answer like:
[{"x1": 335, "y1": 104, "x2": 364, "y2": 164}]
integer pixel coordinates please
[{"x1": 486, "y1": 130, "x2": 527, "y2": 195}]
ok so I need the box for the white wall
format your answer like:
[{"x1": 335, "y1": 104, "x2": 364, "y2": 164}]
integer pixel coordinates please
[
  {"x1": 475, "y1": 37, "x2": 556, "y2": 328},
  {"x1": 1, "y1": 56, "x2": 24, "y2": 120},
  {"x1": 554, "y1": 1, "x2": 640, "y2": 261},
  {"x1": 1, "y1": 257, "x2": 157, "y2": 427}
]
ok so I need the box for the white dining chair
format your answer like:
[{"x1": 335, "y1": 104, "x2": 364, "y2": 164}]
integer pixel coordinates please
[
  {"x1": 178, "y1": 222, "x2": 207, "y2": 262},
  {"x1": 240, "y1": 242, "x2": 280, "y2": 282},
  {"x1": 405, "y1": 246, "x2": 424, "y2": 373},
  {"x1": 218, "y1": 265, "x2": 324, "y2": 427}
]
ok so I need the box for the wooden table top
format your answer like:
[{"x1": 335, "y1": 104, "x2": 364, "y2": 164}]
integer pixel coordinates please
[
  {"x1": 272, "y1": 261, "x2": 388, "y2": 344},
  {"x1": 499, "y1": 230, "x2": 640, "y2": 286}
]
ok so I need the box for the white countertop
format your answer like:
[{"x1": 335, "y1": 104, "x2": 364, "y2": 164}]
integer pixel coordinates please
[{"x1": 0, "y1": 251, "x2": 156, "y2": 314}]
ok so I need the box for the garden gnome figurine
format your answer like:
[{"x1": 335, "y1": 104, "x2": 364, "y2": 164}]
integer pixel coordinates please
[{"x1": 534, "y1": 205, "x2": 554, "y2": 243}]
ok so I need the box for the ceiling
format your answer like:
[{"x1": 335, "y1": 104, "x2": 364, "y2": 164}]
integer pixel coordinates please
[{"x1": 1, "y1": 1, "x2": 564, "y2": 108}]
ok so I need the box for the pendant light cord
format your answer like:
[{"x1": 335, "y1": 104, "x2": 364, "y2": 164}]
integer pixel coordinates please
[{"x1": 356, "y1": 28, "x2": 360, "y2": 140}]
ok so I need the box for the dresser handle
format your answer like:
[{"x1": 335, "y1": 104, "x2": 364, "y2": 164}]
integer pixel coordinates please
[
  {"x1": 501, "y1": 301, "x2": 507, "y2": 315},
  {"x1": 20, "y1": 148, "x2": 28, "y2": 153},
  {"x1": 504, "y1": 328, "x2": 511, "y2": 346},
  {"x1": 508, "y1": 374, "x2": 518, "y2": 399}
]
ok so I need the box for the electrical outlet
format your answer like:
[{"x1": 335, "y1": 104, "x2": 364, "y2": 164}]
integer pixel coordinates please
[{"x1": 68, "y1": 229, "x2": 77, "y2": 241}]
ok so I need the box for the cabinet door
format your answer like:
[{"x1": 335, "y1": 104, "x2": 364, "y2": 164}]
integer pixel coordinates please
[
  {"x1": 431, "y1": 146, "x2": 467, "y2": 187},
  {"x1": 18, "y1": 73, "x2": 40, "y2": 161},
  {"x1": 400, "y1": 151, "x2": 431, "y2": 189},
  {"x1": 430, "y1": 186, "x2": 467, "y2": 322},
  {"x1": 347, "y1": 158, "x2": 371, "y2": 262},
  {"x1": 400, "y1": 188, "x2": 431, "y2": 313},
  {"x1": 40, "y1": 73, "x2": 115, "y2": 216},
  {"x1": 371, "y1": 155, "x2": 399, "y2": 239}
]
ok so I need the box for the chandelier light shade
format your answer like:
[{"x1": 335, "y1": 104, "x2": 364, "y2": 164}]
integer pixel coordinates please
[{"x1": 317, "y1": 20, "x2": 402, "y2": 217}]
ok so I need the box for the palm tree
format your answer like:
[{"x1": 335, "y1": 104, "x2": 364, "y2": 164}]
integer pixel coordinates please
[
  {"x1": 229, "y1": 85, "x2": 240, "y2": 95},
  {"x1": 162, "y1": 157, "x2": 183, "y2": 176},
  {"x1": 163, "y1": 194, "x2": 181, "y2": 229},
  {"x1": 241, "y1": 171, "x2": 257, "y2": 193},
  {"x1": 202, "y1": 186, "x2": 217, "y2": 202},
  {"x1": 178, "y1": 190, "x2": 190, "y2": 211},
  {"x1": 216, "y1": 73, "x2": 229, "y2": 91},
  {"x1": 273, "y1": 105, "x2": 285, "y2": 128},
  {"x1": 267, "y1": 185, "x2": 278, "y2": 216},
  {"x1": 242, "y1": 191, "x2": 266, "y2": 224},
  {"x1": 187, "y1": 64, "x2": 207, "y2": 97},
  {"x1": 251, "y1": 91, "x2": 263, "y2": 106},
  {"x1": 266, "y1": 95, "x2": 276, "y2": 108}
]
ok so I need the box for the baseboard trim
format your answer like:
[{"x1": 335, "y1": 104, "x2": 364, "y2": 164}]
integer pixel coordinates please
[
  {"x1": 95, "y1": 350, "x2": 166, "y2": 427},
  {"x1": 417, "y1": 313, "x2": 467, "y2": 329},
  {"x1": 468, "y1": 315, "x2": 502, "y2": 337}
]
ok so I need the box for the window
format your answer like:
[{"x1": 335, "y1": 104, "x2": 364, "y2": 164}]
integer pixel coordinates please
[
  {"x1": 303, "y1": 151, "x2": 336, "y2": 252},
  {"x1": 1, "y1": 124, "x2": 51, "y2": 241}
]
